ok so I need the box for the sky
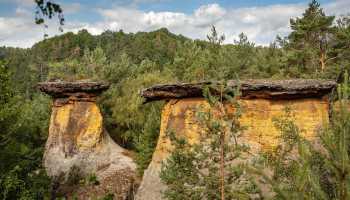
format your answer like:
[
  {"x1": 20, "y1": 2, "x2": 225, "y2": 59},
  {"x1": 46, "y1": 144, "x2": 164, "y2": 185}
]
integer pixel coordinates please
[{"x1": 0, "y1": 0, "x2": 349, "y2": 48}]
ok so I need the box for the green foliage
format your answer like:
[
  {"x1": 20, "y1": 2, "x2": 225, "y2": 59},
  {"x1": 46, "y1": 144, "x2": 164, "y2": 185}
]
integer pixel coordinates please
[
  {"x1": 46, "y1": 46, "x2": 107, "y2": 81},
  {"x1": 0, "y1": 61, "x2": 51, "y2": 199},
  {"x1": 86, "y1": 173, "x2": 100, "y2": 186},
  {"x1": 35, "y1": 0, "x2": 64, "y2": 28},
  {"x1": 1, "y1": 165, "x2": 50, "y2": 200},
  {"x1": 101, "y1": 71, "x2": 172, "y2": 173},
  {"x1": 102, "y1": 53, "x2": 136, "y2": 83},
  {"x1": 285, "y1": 0, "x2": 335, "y2": 73},
  {"x1": 250, "y1": 108, "x2": 328, "y2": 200},
  {"x1": 99, "y1": 193, "x2": 114, "y2": 200},
  {"x1": 0, "y1": 61, "x2": 12, "y2": 104},
  {"x1": 321, "y1": 74, "x2": 350, "y2": 199},
  {"x1": 2, "y1": 1, "x2": 350, "y2": 198}
]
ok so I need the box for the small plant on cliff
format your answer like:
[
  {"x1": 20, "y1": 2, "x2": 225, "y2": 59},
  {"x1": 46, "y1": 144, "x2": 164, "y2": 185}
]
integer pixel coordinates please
[
  {"x1": 160, "y1": 82, "x2": 262, "y2": 200},
  {"x1": 86, "y1": 173, "x2": 100, "y2": 186},
  {"x1": 99, "y1": 193, "x2": 114, "y2": 200}
]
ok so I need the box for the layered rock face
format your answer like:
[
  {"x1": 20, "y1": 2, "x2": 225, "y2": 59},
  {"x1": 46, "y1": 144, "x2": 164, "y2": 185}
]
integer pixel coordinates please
[
  {"x1": 136, "y1": 79, "x2": 337, "y2": 200},
  {"x1": 38, "y1": 81, "x2": 136, "y2": 200}
]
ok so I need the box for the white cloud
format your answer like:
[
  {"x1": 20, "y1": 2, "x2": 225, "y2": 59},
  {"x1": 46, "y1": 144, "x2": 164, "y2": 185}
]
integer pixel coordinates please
[
  {"x1": 0, "y1": 5, "x2": 88, "y2": 48},
  {"x1": 95, "y1": 3, "x2": 306, "y2": 45},
  {"x1": 61, "y1": 3, "x2": 82, "y2": 14},
  {"x1": 0, "y1": 9, "x2": 42, "y2": 48},
  {"x1": 1, "y1": 1, "x2": 350, "y2": 48},
  {"x1": 194, "y1": 4, "x2": 226, "y2": 18},
  {"x1": 220, "y1": 4, "x2": 306, "y2": 44},
  {"x1": 324, "y1": 0, "x2": 350, "y2": 16},
  {"x1": 13, "y1": 0, "x2": 33, "y2": 7}
]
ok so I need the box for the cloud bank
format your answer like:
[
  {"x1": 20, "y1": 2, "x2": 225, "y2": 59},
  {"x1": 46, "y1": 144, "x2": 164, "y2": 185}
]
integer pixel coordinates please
[{"x1": 0, "y1": 1, "x2": 349, "y2": 48}]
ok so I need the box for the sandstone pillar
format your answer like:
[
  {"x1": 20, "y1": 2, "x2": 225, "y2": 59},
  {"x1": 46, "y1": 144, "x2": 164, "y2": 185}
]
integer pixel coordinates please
[
  {"x1": 38, "y1": 81, "x2": 136, "y2": 200},
  {"x1": 136, "y1": 79, "x2": 336, "y2": 200}
]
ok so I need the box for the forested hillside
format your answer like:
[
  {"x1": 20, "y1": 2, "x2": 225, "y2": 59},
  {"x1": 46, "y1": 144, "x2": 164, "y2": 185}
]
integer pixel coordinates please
[{"x1": 1, "y1": 0, "x2": 350, "y2": 199}]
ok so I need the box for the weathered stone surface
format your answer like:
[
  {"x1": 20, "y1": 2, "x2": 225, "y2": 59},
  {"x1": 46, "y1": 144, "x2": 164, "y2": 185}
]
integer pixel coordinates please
[
  {"x1": 136, "y1": 80, "x2": 333, "y2": 200},
  {"x1": 39, "y1": 81, "x2": 136, "y2": 200},
  {"x1": 37, "y1": 81, "x2": 109, "y2": 99},
  {"x1": 135, "y1": 99, "x2": 207, "y2": 200},
  {"x1": 141, "y1": 79, "x2": 336, "y2": 102}
]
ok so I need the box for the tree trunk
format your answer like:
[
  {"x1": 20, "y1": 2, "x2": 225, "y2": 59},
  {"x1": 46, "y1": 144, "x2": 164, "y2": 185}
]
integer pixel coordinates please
[
  {"x1": 220, "y1": 131, "x2": 225, "y2": 200},
  {"x1": 320, "y1": 50, "x2": 326, "y2": 72},
  {"x1": 319, "y1": 38, "x2": 327, "y2": 72},
  {"x1": 219, "y1": 87, "x2": 225, "y2": 200}
]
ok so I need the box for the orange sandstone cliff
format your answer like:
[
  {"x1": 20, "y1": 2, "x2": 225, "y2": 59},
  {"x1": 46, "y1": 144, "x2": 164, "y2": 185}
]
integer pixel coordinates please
[
  {"x1": 136, "y1": 79, "x2": 337, "y2": 200},
  {"x1": 38, "y1": 81, "x2": 136, "y2": 200}
]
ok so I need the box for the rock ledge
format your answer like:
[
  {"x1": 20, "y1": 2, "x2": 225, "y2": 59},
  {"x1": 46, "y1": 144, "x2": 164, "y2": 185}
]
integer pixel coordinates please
[
  {"x1": 37, "y1": 81, "x2": 109, "y2": 98},
  {"x1": 141, "y1": 79, "x2": 337, "y2": 102}
]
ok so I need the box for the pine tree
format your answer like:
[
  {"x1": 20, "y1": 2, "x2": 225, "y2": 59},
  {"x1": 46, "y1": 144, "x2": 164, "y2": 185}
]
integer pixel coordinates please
[
  {"x1": 321, "y1": 74, "x2": 350, "y2": 199},
  {"x1": 333, "y1": 15, "x2": 350, "y2": 72},
  {"x1": 288, "y1": 0, "x2": 335, "y2": 72},
  {"x1": 199, "y1": 26, "x2": 226, "y2": 81},
  {"x1": 233, "y1": 33, "x2": 255, "y2": 76}
]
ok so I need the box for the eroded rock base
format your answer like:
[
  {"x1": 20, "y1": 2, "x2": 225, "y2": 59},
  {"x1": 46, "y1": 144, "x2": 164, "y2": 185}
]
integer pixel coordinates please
[{"x1": 45, "y1": 101, "x2": 136, "y2": 200}]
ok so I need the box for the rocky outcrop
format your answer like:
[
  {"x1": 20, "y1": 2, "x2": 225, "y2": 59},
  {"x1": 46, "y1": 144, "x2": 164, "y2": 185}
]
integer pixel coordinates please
[
  {"x1": 38, "y1": 81, "x2": 136, "y2": 200},
  {"x1": 136, "y1": 79, "x2": 337, "y2": 200},
  {"x1": 141, "y1": 79, "x2": 336, "y2": 102}
]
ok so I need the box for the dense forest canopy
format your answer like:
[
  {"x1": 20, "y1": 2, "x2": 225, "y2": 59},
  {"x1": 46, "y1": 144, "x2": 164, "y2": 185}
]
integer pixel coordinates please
[{"x1": 1, "y1": 0, "x2": 350, "y2": 199}]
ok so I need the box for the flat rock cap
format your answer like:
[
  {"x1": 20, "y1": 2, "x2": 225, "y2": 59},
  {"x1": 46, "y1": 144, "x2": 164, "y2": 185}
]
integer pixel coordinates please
[
  {"x1": 37, "y1": 81, "x2": 110, "y2": 98},
  {"x1": 141, "y1": 79, "x2": 337, "y2": 102}
]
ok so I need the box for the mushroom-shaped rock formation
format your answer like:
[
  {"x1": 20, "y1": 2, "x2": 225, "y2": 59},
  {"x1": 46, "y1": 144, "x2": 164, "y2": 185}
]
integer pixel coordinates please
[
  {"x1": 135, "y1": 79, "x2": 337, "y2": 200},
  {"x1": 38, "y1": 81, "x2": 136, "y2": 200}
]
